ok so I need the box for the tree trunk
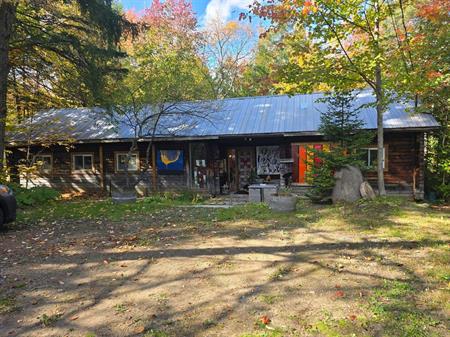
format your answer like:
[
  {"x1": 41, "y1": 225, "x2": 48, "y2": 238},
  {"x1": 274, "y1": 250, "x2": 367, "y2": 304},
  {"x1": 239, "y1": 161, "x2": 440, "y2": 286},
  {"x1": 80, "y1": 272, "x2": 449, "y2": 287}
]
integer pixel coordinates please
[
  {"x1": 0, "y1": 2, "x2": 17, "y2": 171},
  {"x1": 374, "y1": 1, "x2": 386, "y2": 196},
  {"x1": 375, "y1": 64, "x2": 386, "y2": 196}
]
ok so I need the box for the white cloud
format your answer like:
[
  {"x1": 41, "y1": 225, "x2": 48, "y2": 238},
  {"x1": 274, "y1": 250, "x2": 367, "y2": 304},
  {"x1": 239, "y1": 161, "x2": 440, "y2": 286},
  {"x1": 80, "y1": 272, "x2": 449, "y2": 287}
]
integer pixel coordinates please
[{"x1": 204, "y1": 0, "x2": 253, "y2": 25}]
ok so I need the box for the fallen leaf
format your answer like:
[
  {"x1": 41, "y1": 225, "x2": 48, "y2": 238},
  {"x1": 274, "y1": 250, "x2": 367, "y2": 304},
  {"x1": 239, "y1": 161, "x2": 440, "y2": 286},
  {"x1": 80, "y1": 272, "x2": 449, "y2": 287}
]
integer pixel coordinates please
[
  {"x1": 70, "y1": 316, "x2": 79, "y2": 321},
  {"x1": 134, "y1": 325, "x2": 145, "y2": 334},
  {"x1": 335, "y1": 290, "x2": 345, "y2": 298},
  {"x1": 349, "y1": 315, "x2": 357, "y2": 321},
  {"x1": 260, "y1": 315, "x2": 271, "y2": 325}
]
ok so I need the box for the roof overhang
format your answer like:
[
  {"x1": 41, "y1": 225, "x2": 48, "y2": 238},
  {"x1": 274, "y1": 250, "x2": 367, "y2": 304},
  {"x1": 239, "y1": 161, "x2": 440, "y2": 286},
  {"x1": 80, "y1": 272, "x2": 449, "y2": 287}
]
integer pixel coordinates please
[{"x1": 6, "y1": 126, "x2": 439, "y2": 148}]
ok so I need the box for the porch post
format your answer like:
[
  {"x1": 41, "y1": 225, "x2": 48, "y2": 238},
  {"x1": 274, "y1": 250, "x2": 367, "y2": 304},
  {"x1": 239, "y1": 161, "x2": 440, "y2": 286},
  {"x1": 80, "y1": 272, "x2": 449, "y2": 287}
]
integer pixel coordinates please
[
  {"x1": 99, "y1": 144, "x2": 105, "y2": 191},
  {"x1": 187, "y1": 142, "x2": 192, "y2": 188},
  {"x1": 152, "y1": 143, "x2": 157, "y2": 192}
]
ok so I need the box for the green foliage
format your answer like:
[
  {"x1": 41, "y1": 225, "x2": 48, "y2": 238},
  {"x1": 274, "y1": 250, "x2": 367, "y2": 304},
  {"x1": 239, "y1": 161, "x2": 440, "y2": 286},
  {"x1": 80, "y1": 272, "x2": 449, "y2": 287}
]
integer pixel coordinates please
[
  {"x1": 39, "y1": 313, "x2": 62, "y2": 327},
  {"x1": 307, "y1": 91, "x2": 373, "y2": 202},
  {"x1": 8, "y1": 1, "x2": 132, "y2": 114},
  {"x1": 239, "y1": 28, "x2": 288, "y2": 96},
  {"x1": 10, "y1": 184, "x2": 60, "y2": 207}
]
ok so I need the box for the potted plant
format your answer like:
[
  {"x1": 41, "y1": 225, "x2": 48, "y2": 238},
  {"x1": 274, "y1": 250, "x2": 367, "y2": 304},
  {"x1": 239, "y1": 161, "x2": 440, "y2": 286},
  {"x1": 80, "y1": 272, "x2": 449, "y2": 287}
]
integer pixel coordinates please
[{"x1": 268, "y1": 188, "x2": 298, "y2": 212}]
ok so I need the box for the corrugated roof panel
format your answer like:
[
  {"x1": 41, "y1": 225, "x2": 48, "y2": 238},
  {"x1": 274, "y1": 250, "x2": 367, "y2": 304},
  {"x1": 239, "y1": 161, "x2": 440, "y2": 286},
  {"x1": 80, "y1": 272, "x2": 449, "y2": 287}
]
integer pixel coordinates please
[{"x1": 7, "y1": 90, "x2": 440, "y2": 143}]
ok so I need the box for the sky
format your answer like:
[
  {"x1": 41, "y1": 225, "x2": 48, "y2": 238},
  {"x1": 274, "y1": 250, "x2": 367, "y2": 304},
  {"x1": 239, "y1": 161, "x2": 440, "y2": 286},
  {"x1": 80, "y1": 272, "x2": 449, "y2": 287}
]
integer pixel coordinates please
[{"x1": 117, "y1": 0, "x2": 254, "y2": 25}]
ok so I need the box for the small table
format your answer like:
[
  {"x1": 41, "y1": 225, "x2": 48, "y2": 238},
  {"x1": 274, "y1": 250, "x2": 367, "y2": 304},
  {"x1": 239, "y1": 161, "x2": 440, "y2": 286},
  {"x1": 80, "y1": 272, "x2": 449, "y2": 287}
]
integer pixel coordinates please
[{"x1": 248, "y1": 184, "x2": 278, "y2": 203}]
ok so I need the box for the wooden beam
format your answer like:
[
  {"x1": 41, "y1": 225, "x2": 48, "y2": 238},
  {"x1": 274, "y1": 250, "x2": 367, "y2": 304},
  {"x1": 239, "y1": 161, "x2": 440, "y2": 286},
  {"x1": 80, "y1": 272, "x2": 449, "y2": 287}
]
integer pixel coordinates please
[
  {"x1": 99, "y1": 144, "x2": 105, "y2": 191},
  {"x1": 187, "y1": 143, "x2": 192, "y2": 188},
  {"x1": 152, "y1": 143, "x2": 157, "y2": 192}
]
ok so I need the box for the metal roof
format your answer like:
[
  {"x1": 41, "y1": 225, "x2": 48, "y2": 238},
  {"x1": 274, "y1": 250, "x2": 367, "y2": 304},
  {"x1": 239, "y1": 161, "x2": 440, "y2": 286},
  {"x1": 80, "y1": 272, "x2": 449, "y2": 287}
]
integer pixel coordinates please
[{"x1": 8, "y1": 90, "x2": 440, "y2": 143}]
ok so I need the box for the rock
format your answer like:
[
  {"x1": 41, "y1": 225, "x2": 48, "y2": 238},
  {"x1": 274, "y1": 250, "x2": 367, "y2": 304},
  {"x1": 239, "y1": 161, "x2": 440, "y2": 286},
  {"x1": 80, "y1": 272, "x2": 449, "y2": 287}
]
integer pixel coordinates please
[
  {"x1": 360, "y1": 181, "x2": 376, "y2": 199},
  {"x1": 332, "y1": 165, "x2": 364, "y2": 203}
]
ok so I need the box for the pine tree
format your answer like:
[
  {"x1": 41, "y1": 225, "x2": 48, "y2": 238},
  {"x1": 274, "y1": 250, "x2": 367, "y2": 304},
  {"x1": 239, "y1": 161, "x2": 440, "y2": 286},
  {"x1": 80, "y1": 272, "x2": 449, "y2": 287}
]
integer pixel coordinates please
[{"x1": 307, "y1": 91, "x2": 373, "y2": 202}]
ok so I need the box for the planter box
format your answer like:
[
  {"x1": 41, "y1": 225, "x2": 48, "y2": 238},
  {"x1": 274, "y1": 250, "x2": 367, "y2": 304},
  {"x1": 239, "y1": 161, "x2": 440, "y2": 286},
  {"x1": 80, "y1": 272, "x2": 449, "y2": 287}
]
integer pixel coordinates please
[{"x1": 268, "y1": 194, "x2": 297, "y2": 212}]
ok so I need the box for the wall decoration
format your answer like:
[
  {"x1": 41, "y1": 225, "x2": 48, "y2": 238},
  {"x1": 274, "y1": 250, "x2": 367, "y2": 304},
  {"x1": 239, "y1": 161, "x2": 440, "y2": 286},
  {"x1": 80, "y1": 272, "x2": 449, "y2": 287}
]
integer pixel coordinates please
[
  {"x1": 157, "y1": 150, "x2": 184, "y2": 171},
  {"x1": 257, "y1": 146, "x2": 281, "y2": 175},
  {"x1": 238, "y1": 148, "x2": 254, "y2": 188}
]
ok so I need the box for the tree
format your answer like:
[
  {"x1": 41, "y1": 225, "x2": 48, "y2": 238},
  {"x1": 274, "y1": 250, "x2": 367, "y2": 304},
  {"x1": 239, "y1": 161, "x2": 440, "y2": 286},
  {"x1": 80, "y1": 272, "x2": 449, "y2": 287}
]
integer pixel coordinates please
[
  {"x1": 108, "y1": 1, "x2": 216, "y2": 192},
  {"x1": 250, "y1": 0, "x2": 419, "y2": 195},
  {"x1": 388, "y1": 0, "x2": 449, "y2": 200},
  {"x1": 307, "y1": 91, "x2": 373, "y2": 202},
  {"x1": 239, "y1": 28, "x2": 288, "y2": 96},
  {"x1": 0, "y1": 0, "x2": 133, "y2": 171},
  {"x1": 201, "y1": 19, "x2": 255, "y2": 98}
]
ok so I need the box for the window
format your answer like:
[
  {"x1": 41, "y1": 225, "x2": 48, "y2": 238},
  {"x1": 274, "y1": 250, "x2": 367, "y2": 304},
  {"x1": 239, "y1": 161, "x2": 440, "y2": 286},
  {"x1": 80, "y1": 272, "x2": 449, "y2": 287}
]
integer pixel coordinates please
[
  {"x1": 34, "y1": 155, "x2": 52, "y2": 173},
  {"x1": 191, "y1": 143, "x2": 207, "y2": 188},
  {"x1": 72, "y1": 154, "x2": 93, "y2": 171},
  {"x1": 115, "y1": 152, "x2": 139, "y2": 172},
  {"x1": 362, "y1": 147, "x2": 386, "y2": 169}
]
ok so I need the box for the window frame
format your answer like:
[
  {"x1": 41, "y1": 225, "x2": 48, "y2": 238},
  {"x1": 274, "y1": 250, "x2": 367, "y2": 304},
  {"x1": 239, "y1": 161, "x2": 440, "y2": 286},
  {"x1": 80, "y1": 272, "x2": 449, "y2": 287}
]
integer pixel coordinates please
[
  {"x1": 362, "y1": 146, "x2": 388, "y2": 171},
  {"x1": 33, "y1": 154, "x2": 53, "y2": 173},
  {"x1": 115, "y1": 152, "x2": 140, "y2": 172},
  {"x1": 72, "y1": 153, "x2": 94, "y2": 172}
]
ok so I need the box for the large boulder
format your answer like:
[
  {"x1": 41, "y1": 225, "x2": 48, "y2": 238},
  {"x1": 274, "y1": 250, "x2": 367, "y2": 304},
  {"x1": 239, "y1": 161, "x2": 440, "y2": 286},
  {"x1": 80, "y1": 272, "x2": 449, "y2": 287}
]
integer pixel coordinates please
[{"x1": 332, "y1": 165, "x2": 364, "y2": 203}]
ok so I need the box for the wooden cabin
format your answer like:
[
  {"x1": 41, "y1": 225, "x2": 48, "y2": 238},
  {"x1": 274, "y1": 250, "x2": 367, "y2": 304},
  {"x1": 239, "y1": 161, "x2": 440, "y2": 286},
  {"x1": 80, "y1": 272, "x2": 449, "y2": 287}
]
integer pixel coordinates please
[{"x1": 7, "y1": 91, "x2": 439, "y2": 199}]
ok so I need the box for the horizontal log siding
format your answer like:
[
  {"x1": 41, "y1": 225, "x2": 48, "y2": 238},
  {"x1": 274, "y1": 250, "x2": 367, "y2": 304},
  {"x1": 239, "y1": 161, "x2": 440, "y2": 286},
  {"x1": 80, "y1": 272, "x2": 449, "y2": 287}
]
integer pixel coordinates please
[
  {"x1": 365, "y1": 132, "x2": 422, "y2": 193},
  {"x1": 9, "y1": 131, "x2": 425, "y2": 196},
  {"x1": 17, "y1": 143, "x2": 102, "y2": 192}
]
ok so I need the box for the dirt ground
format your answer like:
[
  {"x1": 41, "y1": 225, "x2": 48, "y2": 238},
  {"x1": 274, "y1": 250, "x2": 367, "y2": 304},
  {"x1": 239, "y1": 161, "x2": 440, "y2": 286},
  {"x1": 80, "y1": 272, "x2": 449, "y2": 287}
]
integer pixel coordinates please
[{"x1": 0, "y1": 203, "x2": 449, "y2": 337}]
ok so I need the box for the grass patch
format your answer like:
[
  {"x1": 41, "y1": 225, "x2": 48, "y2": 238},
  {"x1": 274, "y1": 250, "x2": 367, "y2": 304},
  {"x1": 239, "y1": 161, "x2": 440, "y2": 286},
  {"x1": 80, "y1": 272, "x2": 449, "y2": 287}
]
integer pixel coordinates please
[
  {"x1": 367, "y1": 280, "x2": 442, "y2": 337},
  {"x1": 269, "y1": 265, "x2": 292, "y2": 281},
  {"x1": 307, "y1": 313, "x2": 363, "y2": 337},
  {"x1": 114, "y1": 303, "x2": 127, "y2": 313},
  {"x1": 39, "y1": 313, "x2": 63, "y2": 327},
  {"x1": 144, "y1": 329, "x2": 169, "y2": 337},
  {"x1": 310, "y1": 196, "x2": 450, "y2": 241},
  {"x1": 16, "y1": 193, "x2": 200, "y2": 223},
  {"x1": 240, "y1": 329, "x2": 285, "y2": 337},
  {"x1": 426, "y1": 246, "x2": 450, "y2": 282},
  {"x1": 259, "y1": 294, "x2": 281, "y2": 305},
  {"x1": 0, "y1": 297, "x2": 16, "y2": 314}
]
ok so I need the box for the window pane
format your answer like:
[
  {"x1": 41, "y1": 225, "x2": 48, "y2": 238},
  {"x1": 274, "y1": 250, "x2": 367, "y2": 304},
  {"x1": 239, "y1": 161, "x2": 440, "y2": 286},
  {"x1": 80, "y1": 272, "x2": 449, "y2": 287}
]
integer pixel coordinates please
[
  {"x1": 42, "y1": 157, "x2": 51, "y2": 170},
  {"x1": 83, "y1": 155, "x2": 92, "y2": 169},
  {"x1": 370, "y1": 149, "x2": 378, "y2": 168},
  {"x1": 74, "y1": 156, "x2": 84, "y2": 170},
  {"x1": 118, "y1": 154, "x2": 126, "y2": 171},
  {"x1": 118, "y1": 154, "x2": 137, "y2": 171},
  {"x1": 35, "y1": 156, "x2": 51, "y2": 171},
  {"x1": 129, "y1": 155, "x2": 138, "y2": 170}
]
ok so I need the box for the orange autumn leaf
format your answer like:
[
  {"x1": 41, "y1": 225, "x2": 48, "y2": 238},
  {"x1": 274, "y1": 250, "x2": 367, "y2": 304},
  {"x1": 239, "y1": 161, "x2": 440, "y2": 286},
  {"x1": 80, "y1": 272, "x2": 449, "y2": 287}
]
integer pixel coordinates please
[
  {"x1": 335, "y1": 290, "x2": 345, "y2": 298},
  {"x1": 260, "y1": 315, "x2": 271, "y2": 325}
]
